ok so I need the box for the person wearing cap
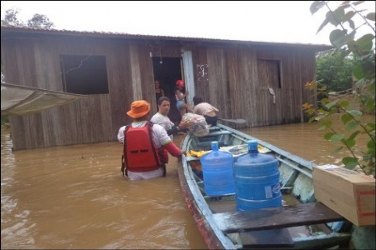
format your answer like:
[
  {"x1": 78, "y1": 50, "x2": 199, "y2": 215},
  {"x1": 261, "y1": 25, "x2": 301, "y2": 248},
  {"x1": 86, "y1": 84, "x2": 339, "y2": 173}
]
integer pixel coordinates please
[
  {"x1": 192, "y1": 96, "x2": 219, "y2": 126},
  {"x1": 117, "y1": 100, "x2": 183, "y2": 180}
]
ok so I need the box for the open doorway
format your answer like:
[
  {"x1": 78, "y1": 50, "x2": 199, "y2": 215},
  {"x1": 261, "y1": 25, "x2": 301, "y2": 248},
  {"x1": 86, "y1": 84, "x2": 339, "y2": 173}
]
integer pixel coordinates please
[{"x1": 152, "y1": 57, "x2": 182, "y2": 124}]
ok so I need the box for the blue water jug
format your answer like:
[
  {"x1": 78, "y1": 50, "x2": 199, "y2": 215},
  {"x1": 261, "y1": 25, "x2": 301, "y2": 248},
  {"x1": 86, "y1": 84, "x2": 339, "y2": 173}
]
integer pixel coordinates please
[
  {"x1": 200, "y1": 141, "x2": 235, "y2": 196},
  {"x1": 234, "y1": 140, "x2": 282, "y2": 211}
]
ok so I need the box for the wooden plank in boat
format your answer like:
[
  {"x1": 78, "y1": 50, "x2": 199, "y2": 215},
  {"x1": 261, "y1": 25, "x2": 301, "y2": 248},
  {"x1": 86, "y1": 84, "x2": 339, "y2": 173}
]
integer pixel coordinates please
[
  {"x1": 240, "y1": 228, "x2": 294, "y2": 247},
  {"x1": 213, "y1": 202, "x2": 344, "y2": 233}
]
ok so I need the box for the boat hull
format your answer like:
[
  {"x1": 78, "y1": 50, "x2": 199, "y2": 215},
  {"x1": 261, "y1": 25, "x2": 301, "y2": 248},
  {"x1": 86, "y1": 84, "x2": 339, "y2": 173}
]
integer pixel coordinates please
[{"x1": 177, "y1": 124, "x2": 352, "y2": 249}]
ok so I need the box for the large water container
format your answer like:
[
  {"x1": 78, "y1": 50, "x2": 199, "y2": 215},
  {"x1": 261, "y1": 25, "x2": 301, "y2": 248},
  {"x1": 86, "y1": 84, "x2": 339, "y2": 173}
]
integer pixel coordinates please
[
  {"x1": 200, "y1": 141, "x2": 235, "y2": 196},
  {"x1": 234, "y1": 140, "x2": 282, "y2": 211}
]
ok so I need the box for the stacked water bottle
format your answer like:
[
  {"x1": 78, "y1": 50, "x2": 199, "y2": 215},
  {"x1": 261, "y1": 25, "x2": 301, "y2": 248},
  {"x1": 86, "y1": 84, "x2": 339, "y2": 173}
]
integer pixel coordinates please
[{"x1": 200, "y1": 140, "x2": 282, "y2": 211}]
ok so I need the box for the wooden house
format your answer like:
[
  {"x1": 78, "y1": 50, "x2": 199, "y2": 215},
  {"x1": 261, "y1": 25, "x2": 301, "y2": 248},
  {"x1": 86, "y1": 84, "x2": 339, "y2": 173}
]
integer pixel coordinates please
[{"x1": 1, "y1": 26, "x2": 330, "y2": 150}]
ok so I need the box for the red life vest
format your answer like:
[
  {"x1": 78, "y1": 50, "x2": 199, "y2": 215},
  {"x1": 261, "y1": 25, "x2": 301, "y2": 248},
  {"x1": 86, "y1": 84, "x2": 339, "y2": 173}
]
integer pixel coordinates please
[{"x1": 122, "y1": 122, "x2": 165, "y2": 173}]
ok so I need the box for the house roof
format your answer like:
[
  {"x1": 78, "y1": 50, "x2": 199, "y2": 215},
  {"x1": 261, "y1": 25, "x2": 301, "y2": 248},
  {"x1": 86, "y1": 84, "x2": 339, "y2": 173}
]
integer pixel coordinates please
[{"x1": 1, "y1": 25, "x2": 332, "y2": 51}]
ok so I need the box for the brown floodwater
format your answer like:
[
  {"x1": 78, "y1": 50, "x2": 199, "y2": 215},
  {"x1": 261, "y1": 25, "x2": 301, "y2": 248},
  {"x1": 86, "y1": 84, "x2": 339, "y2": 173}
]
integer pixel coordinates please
[
  {"x1": 0, "y1": 120, "x2": 369, "y2": 249},
  {"x1": 242, "y1": 123, "x2": 348, "y2": 166},
  {"x1": 1, "y1": 126, "x2": 204, "y2": 249}
]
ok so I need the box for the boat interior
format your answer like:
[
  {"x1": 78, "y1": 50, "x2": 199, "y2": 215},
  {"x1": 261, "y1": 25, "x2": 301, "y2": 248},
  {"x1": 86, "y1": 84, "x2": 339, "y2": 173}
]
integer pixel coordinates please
[{"x1": 183, "y1": 125, "x2": 352, "y2": 249}]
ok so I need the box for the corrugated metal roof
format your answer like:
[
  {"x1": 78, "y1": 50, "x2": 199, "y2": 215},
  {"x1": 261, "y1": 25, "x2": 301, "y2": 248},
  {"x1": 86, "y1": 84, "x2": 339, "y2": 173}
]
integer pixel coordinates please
[
  {"x1": 1, "y1": 25, "x2": 332, "y2": 51},
  {"x1": 1, "y1": 82, "x2": 84, "y2": 116}
]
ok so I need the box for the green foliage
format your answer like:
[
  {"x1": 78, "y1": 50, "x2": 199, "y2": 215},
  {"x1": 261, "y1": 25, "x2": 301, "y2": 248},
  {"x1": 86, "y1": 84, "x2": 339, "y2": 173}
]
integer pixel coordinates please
[
  {"x1": 1, "y1": 8, "x2": 54, "y2": 29},
  {"x1": 1, "y1": 9, "x2": 24, "y2": 26},
  {"x1": 305, "y1": 1, "x2": 375, "y2": 177},
  {"x1": 316, "y1": 50, "x2": 354, "y2": 91},
  {"x1": 27, "y1": 14, "x2": 54, "y2": 29}
]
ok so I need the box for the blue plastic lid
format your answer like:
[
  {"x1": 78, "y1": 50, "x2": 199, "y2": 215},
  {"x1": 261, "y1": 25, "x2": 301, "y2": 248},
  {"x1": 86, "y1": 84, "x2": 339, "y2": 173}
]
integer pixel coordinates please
[
  {"x1": 211, "y1": 141, "x2": 219, "y2": 151},
  {"x1": 201, "y1": 141, "x2": 233, "y2": 163},
  {"x1": 247, "y1": 140, "x2": 258, "y2": 152},
  {"x1": 235, "y1": 140, "x2": 276, "y2": 165}
]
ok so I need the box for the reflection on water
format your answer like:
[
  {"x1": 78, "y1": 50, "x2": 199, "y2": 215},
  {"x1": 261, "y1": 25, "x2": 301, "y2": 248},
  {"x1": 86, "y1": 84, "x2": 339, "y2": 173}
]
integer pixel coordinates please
[{"x1": 1, "y1": 121, "x2": 367, "y2": 249}]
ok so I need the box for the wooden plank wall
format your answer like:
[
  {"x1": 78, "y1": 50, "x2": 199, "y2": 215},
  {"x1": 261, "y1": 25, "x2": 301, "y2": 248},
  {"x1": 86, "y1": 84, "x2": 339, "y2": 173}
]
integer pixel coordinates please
[
  {"x1": 192, "y1": 47, "x2": 209, "y2": 99},
  {"x1": 300, "y1": 49, "x2": 317, "y2": 106},
  {"x1": 107, "y1": 40, "x2": 132, "y2": 131},
  {"x1": 193, "y1": 44, "x2": 316, "y2": 128},
  {"x1": 251, "y1": 45, "x2": 314, "y2": 126},
  {"x1": 3, "y1": 35, "x2": 134, "y2": 150},
  {"x1": 2, "y1": 33, "x2": 317, "y2": 150},
  {"x1": 136, "y1": 42, "x2": 159, "y2": 115},
  {"x1": 237, "y1": 46, "x2": 259, "y2": 127},
  {"x1": 207, "y1": 47, "x2": 229, "y2": 118}
]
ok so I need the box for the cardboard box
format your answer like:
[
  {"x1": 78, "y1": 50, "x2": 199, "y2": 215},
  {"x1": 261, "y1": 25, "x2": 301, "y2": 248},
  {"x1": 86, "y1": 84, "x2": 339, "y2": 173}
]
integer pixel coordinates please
[{"x1": 313, "y1": 164, "x2": 375, "y2": 226}]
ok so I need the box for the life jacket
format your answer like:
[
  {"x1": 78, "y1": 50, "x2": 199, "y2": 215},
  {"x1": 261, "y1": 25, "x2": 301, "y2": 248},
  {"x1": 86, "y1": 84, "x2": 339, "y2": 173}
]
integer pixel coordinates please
[{"x1": 121, "y1": 122, "x2": 167, "y2": 176}]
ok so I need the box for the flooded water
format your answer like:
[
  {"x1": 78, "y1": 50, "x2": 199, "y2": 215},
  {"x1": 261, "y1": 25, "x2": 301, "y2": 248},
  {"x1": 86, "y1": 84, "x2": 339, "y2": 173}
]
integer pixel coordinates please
[
  {"x1": 242, "y1": 123, "x2": 347, "y2": 166},
  {"x1": 1, "y1": 126, "x2": 204, "y2": 249},
  {"x1": 0, "y1": 121, "x2": 368, "y2": 249}
]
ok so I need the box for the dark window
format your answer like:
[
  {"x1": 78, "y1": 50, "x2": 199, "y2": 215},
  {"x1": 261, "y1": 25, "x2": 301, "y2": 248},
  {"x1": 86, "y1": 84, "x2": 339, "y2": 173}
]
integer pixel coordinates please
[
  {"x1": 257, "y1": 59, "x2": 282, "y2": 89},
  {"x1": 60, "y1": 55, "x2": 109, "y2": 94}
]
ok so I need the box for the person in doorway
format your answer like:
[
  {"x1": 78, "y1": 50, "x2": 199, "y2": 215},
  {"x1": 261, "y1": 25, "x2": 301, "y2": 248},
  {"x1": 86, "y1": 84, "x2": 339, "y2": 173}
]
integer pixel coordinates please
[
  {"x1": 117, "y1": 100, "x2": 183, "y2": 181},
  {"x1": 175, "y1": 79, "x2": 191, "y2": 118},
  {"x1": 151, "y1": 96, "x2": 189, "y2": 139},
  {"x1": 154, "y1": 80, "x2": 165, "y2": 103},
  {"x1": 192, "y1": 96, "x2": 219, "y2": 126}
]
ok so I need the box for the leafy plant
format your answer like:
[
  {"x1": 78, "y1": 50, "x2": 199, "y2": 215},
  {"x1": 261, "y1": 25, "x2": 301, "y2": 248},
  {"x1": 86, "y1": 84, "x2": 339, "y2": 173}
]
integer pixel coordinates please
[
  {"x1": 316, "y1": 49, "x2": 354, "y2": 92},
  {"x1": 27, "y1": 13, "x2": 54, "y2": 29},
  {"x1": 1, "y1": 9, "x2": 23, "y2": 26},
  {"x1": 1, "y1": 8, "x2": 54, "y2": 29},
  {"x1": 304, "y1": 1, "x2": 375, "y2": 177}
]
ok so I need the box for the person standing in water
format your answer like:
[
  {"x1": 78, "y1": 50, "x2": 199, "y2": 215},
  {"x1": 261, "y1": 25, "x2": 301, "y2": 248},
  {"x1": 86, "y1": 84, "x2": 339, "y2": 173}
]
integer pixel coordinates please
[
  {"x1": 117, "y1": 100, "x2": 183, "y2": 180},
  {"x1": 151, "y1": 96, "x2": 189, "y2": 139}
]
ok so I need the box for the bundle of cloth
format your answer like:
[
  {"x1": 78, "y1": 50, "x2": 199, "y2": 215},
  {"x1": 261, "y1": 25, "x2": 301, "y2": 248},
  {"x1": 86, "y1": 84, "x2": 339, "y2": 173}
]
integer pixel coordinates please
[{"x1": 181, "y1": 113, "x2": 209, "y2": 137}]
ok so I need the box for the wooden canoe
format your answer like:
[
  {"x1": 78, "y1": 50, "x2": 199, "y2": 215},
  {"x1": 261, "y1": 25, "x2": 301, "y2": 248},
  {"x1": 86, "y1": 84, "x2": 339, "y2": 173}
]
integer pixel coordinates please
[{"x1": 177, "y1": 124, "x2": 352, "y2": 249}]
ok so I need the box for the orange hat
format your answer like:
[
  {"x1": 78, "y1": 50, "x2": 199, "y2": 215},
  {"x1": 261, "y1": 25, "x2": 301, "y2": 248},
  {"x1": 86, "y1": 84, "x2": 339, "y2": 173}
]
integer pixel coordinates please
[{"x1": 126, "y1": 100, "x2": 150, "y2": 118}]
